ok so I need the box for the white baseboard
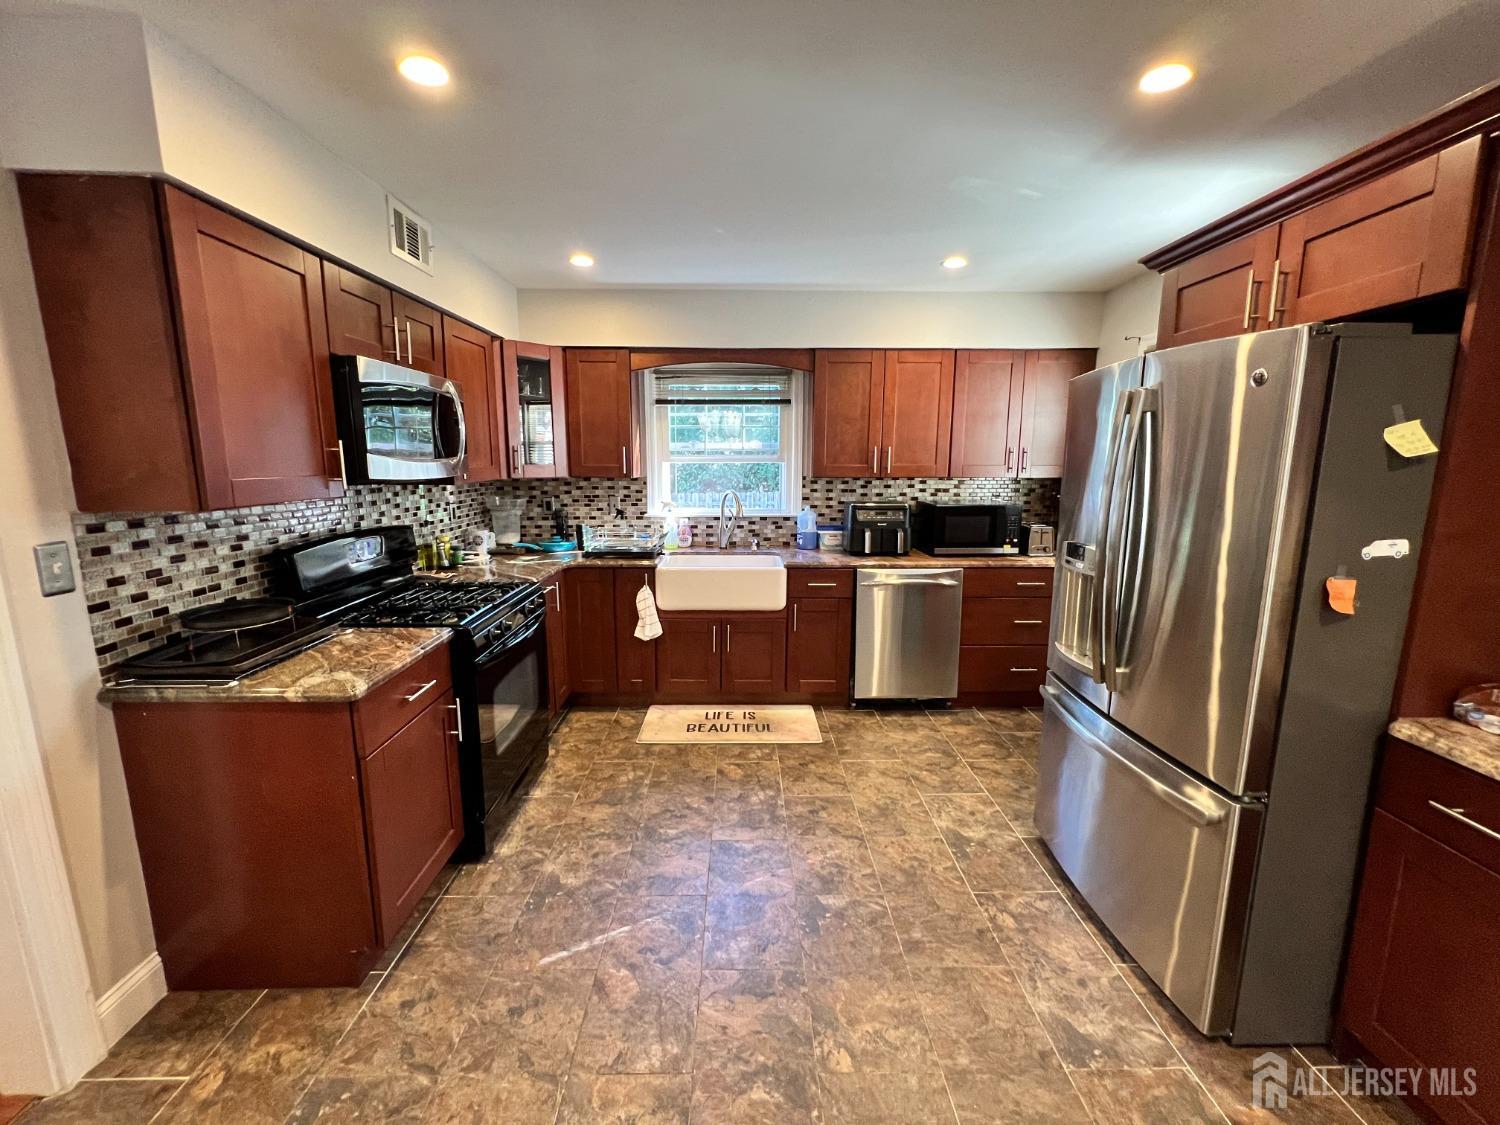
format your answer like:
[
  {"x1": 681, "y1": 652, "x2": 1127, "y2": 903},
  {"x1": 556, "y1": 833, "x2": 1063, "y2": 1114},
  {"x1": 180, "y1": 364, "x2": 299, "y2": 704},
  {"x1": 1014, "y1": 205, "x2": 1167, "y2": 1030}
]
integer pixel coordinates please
[{"x1": 94, "y1": 954, "x2": 166, "y2": 1047}]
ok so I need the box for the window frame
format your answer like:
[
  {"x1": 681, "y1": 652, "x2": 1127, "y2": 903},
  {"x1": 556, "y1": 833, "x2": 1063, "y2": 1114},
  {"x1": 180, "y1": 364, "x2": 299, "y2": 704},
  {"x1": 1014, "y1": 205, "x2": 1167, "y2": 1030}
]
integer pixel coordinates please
[{"x1": 641, "y1": 369, "x2": 805, "y2": 518}]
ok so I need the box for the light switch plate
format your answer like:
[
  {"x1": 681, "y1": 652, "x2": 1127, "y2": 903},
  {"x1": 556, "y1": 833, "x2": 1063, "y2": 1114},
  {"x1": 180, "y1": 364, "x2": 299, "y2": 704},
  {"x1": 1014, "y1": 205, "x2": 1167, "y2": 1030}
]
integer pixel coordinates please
[{"x1": 34, "y1": 541, "x2": 76, "y2": 597}]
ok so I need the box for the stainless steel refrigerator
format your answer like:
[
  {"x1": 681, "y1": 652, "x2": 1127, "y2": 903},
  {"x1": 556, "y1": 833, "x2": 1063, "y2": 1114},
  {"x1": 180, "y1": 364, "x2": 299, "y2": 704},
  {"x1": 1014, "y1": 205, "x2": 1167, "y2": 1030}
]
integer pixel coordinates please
[{"x1": 1037, "y1": 323, "x2": 1456, "y2": 1043}]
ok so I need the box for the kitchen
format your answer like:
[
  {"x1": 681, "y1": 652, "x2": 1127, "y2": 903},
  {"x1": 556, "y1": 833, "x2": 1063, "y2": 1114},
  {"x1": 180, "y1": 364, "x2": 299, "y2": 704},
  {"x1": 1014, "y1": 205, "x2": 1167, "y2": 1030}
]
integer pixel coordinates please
[{"x1": 0, "y1": 3, "x2": 1498, "y2": 1124}]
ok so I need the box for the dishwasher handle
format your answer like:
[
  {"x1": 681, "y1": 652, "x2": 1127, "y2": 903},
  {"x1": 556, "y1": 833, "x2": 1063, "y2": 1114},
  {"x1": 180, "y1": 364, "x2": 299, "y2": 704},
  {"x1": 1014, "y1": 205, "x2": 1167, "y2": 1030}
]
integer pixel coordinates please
[{"x1": 865, "y1": 576, "x2": 959, "y2": 587}]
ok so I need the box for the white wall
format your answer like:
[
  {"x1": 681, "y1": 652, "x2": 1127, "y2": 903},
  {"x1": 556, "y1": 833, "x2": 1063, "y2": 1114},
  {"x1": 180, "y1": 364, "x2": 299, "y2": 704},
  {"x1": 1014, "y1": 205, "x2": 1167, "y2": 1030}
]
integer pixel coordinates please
[
  {"x1": 0, "y1": 11, "x2": 520, "y2": 338},
  {"x1": 1095, "y1": 271, "x2": 1162, "y2": 367},
  {"x1": 518, "y1": 288, "x2": 1103, "y2": 348},
  {"x1": 0, "y1": 169, "x2": 158, "y2": 1008}
]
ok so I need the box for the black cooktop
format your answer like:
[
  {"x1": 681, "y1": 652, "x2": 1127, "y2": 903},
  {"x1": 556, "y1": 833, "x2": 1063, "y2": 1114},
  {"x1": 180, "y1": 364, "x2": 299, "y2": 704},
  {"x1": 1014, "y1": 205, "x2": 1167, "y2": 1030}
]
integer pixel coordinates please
[
  {"x1": 341, "y1": 579, "x2": 534, "y2": 629},
  {"x1": 113, "y1": 615, "x2": 338, "y2": 683}
]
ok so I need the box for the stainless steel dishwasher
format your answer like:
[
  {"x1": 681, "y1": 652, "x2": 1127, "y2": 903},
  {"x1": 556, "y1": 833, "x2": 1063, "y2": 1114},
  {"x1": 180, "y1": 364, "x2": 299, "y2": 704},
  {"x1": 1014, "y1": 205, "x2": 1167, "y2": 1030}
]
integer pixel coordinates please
[{"x1": 853, "y1": 568, "x2": 963, "y2": 700}]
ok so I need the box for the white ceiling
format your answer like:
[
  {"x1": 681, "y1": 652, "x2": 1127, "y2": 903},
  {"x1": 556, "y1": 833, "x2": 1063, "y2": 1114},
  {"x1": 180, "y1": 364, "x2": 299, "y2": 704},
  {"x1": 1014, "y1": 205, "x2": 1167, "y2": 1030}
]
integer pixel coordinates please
[{"x1": 17, "y1": 0, "x2": 1500, "y2": 290}]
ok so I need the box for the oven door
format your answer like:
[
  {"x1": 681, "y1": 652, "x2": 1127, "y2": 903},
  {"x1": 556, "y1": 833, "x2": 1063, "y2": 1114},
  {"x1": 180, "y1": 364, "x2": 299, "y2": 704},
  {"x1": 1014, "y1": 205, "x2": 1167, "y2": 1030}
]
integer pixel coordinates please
[
  {"x1": 335, "y1": 354, "x2": 466, "y2": 482},
  {"x1": 455, "y1": 605, "x2": 550, "y2": 858}
]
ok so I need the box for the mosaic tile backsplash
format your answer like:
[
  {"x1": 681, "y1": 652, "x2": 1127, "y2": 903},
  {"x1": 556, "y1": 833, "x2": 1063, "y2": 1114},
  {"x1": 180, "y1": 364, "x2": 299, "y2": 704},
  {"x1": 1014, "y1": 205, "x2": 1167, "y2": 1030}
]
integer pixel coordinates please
[{"x1": 75, "y1": 476, "x2": 1058, "y2": 670}]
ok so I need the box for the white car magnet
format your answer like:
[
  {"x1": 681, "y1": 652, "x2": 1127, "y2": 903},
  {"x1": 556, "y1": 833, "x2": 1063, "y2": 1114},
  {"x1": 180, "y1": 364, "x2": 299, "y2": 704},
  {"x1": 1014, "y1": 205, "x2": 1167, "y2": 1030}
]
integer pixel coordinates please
[{"x1": 1361, "y1": 538, "x2": 1410, "y2": 560}]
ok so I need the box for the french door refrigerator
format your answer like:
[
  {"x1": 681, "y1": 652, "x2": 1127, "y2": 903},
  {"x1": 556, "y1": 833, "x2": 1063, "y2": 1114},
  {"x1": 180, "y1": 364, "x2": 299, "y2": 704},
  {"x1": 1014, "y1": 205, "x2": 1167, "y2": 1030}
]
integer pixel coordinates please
[{"x1": 1037, "y1": 323, "x2": 1456, "y2": 1043}]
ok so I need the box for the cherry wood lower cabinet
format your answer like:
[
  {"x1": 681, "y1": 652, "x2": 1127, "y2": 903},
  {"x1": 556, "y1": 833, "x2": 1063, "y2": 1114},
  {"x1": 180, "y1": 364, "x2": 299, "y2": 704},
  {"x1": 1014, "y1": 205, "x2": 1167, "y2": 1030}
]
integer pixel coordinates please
[
  {"x1": 544, "y1": 577, "x2": 571, "y2": 714},
  {"x1": 787, "y1": 597, "x2": 852, "y2": 700},
  {"x1": 565, "y1": 568, "x2": 619, "y2": 694},
  {"x1": 110, "y1": 647, "x2": 461, "y2": 989},
  {"x1": 615, "y1": 569, "x2": 658, "y2": 698},
  {"x1": 1338, "y1": 739, "x2": 1500, "y2": 1125},
  {"x1": 655, "y1": 612, "x2": 789, "y2": 701},
  {"x1": 957, "y1": 567, "x2": 1054, "y2": 705}
]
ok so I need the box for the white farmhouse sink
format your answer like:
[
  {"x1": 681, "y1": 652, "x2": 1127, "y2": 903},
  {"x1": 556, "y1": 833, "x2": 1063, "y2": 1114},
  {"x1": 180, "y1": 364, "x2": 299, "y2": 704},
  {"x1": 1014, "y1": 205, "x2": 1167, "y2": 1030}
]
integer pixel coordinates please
[{"x1": 654, "y1": 553, "x2": 787, "y2": 612}]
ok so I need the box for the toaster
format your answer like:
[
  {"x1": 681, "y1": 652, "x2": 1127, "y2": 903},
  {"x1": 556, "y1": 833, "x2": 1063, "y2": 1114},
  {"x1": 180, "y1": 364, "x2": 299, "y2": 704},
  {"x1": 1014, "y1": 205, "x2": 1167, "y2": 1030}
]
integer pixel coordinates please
[{"x1": 1025, "y1": 524, "x2": 1056, "y2": 556}]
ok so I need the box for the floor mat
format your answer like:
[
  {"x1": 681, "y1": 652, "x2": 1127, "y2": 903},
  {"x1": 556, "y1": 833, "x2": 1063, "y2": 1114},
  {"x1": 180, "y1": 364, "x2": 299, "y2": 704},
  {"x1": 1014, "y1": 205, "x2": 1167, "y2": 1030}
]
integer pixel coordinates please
[{"x1": 637, "y1": 704, "x2": 822, "y2": 743}]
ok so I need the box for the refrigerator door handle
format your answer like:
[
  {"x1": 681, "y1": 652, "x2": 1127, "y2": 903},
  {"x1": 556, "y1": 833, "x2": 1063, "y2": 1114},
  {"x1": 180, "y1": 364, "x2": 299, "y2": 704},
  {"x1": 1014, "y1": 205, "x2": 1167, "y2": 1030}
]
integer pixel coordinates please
[
  {"x1": 1100, "y1": 390, "x2": 1144, "y2": 690},
  {"x1": 1090, "y1": 391, "x2": 1135, "y2": 684},
  {"x1": 1043, "y1": 684, "x2": 1226, "y2": 827},
  {"x1": 1106, "y1": 387, "x2": 1157, "y2": 691}
]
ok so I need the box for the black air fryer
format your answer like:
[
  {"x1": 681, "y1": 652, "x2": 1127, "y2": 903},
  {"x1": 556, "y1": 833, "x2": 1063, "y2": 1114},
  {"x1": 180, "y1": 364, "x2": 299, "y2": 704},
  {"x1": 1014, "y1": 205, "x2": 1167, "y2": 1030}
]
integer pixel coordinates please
[{"x1": 843, "y1": 502, "x2": 912, "y2": 556}]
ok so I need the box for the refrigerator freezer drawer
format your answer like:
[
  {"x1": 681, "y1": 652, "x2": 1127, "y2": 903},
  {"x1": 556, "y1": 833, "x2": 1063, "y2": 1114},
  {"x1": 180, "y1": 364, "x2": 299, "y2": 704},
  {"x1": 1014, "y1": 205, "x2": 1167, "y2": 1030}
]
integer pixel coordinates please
[{"x1": 1035, "y1": 677, "x2": 1263, "y2": 1035}]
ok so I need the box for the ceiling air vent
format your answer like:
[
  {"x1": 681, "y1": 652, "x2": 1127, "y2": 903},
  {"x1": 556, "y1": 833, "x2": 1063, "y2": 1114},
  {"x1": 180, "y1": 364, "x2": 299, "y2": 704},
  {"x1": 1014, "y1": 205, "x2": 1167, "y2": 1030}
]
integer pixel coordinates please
[{"x1": 387, "y1": 195, "x2": 434, "y2": 274}]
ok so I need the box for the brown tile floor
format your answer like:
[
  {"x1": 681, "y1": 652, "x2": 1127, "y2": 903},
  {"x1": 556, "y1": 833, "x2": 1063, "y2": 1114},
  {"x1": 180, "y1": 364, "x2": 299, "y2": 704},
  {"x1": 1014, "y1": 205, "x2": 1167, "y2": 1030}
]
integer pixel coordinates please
[{"x1": 24, "y1": 706, "x2": 1425, "y2": 1124}]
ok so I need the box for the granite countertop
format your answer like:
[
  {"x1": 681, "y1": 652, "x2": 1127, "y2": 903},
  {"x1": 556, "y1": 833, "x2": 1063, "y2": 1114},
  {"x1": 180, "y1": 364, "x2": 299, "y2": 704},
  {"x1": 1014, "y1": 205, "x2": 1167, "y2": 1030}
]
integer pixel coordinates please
[
  {"x1": 427, "y1": 546, "x2": 1056, "y2": 585},
  {"x1": 1389, "y1": 717, "x2": 1500, "y2": 784},
  {"x1": 101, "y1": 627, "x2": 451, "y2": 705}
]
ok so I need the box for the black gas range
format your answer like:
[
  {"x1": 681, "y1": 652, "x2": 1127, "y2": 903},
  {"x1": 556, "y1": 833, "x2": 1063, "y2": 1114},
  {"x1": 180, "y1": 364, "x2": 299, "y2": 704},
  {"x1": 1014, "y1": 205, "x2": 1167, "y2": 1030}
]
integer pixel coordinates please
[{"x1": 114, "y1": 527, "x2": 551, "y2": 861}]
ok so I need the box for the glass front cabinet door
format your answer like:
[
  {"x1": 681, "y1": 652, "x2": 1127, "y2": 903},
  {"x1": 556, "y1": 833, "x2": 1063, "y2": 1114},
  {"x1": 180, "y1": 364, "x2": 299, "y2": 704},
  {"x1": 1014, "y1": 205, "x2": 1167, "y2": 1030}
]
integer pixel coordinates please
[{"x1": 501, "y1": 341, "x2": 570, "y2": 477}]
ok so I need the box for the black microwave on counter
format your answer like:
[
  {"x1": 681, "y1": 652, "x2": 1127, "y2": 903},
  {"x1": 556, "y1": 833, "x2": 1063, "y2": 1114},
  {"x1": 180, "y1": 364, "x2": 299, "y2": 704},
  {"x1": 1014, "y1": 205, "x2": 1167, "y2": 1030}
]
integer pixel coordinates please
[{"x1": 913, "y1": 501, "x2": 1024, "y2": 555}]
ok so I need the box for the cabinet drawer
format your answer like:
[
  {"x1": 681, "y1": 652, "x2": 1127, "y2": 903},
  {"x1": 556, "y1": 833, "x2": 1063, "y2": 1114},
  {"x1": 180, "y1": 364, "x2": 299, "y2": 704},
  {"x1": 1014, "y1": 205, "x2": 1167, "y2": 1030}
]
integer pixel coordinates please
[
  {"x1": 1377, "y1": 738, "x2": 1500, "y2": 876},
  {"x1": 958, "y1": 646, "x2": 1049, "y2": 695},
  {"x1": 961, "y1": 597, "x2": 1052, "y2": 646},
  {"x1": 962, "y1": 568, "x2": 1054, "y2": 598},
  {"x1": 353, "y1": 643, "x2": 452, "y2": 755},
  {"x1": 789, "y1": 569, "x2": 854, "y2": 598}
]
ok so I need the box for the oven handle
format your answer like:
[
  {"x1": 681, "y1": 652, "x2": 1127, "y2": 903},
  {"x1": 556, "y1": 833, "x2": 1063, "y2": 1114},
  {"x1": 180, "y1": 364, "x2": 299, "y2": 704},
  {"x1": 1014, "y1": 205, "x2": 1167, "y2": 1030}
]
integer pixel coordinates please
[{"x1": 473, "y1": 606, "x2": 545, "y2": 667}]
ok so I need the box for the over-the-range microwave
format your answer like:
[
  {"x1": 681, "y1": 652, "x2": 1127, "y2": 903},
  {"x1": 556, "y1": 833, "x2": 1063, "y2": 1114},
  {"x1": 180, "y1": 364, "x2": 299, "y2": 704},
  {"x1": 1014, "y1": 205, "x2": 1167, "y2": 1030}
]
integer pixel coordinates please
[{"x1": 331, "y1": 354, "x2": 466, "y2": 483}]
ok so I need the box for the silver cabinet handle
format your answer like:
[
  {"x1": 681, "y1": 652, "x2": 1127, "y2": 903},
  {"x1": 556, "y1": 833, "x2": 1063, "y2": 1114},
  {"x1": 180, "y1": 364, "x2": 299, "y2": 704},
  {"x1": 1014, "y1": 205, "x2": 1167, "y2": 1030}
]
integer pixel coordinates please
[
  {"x1": 403, "y1": 320, "x2": 414, "y2": 364},
  {"x1": 1009, "y1": 667, "x2": 1040, "y2": 673},
  {"x1": 1428, "y1": 801, "x2": 1500, "y2": 844},
  {"x1": 1020, "y1": 448, "x2": 1029, "y2": 472},
  {"x1": 1015, "y1": 581, "x2": 1047, "y2": 587},
  {"x1": 1005, "y1": 446, "x2": 1014, "y2": 471},
  {"x1": 1267, "y1": 258, "x2": 1287, "y2": 326},
  {"x1": 388, "y1": 317, "x2": 401, "y2": 360},
  {"x1": 330, "y1": 439, "x2": 348, "y2": 487},
  {"x1": 1242, "y1": 269, "x2": 1259, "y2": 329},
  {"x1": 724, "y1": 623, "x2": 731, "y2": 652},
  {"x1": 512, "y1": 444, "x2": 522, "y2": 473},
  {"x1": 792, "y1": 605, "x2": 798, "y2": 632},
  {"x1": 872, "y1": 446, "x2": 879, "y2": 474},
  {"x1": 886, "y1": 446, "x2": 892, "y2": 474},
  {"x1": 711, "y1": 625, "x2": 718, "y2": 654},
  {"x1": 806, "y1": 581, "x2": 838, "y2": 588},
  {"x1": 621, "y1": 446, "x2": 628, "y2": 475},
  {"x1": 1013, "y1": 619, "x2": 1044, "y2": 625},
  {"x1": 404, "y1": 678, "x2": 438, "y2": 702},
  {"x1": 449, "y1": 699, "x2": 463, "y2": 740}
]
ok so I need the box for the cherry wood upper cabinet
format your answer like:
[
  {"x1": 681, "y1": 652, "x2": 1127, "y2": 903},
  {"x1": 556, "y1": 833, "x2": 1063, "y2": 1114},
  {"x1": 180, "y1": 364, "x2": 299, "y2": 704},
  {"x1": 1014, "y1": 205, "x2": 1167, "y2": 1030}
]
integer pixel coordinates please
[
  {"x1": 1157, "y1": 228, "x2": 1280, "y2": 349},
  {"x1": 160, "y1": 186, "x2": 343, "y2": 508},
  {"x1": 1017, "y1": 350, "x2": 1091, "y2": 479},
  {"x1": 880, "y1": 349, "x2": 955, "y2": 478},
  {"x1": 563, "y1": 349, "x2": 637, "y2": 477},
  {"x1": 323, "y1": 262, "x2": 397, "y2": 362},
  {"x1": 440, "y1": 316, "x2": 502, "y2": 482},
  {"x1": 501, "y1": 340, "x2": 569, "y2": 478},
  {"x1": 950, "y1": 350, "x2": 1023, "y2": 477},
  {"x1": 811, "y1": 350, "x2": 885, "y2": 477},
  {"x1": 1276, "y1": 136, "x2": 1482, "y2": 326},
  {"x1": 392, "y1": 292, "x2": 444, "y2": 376}
]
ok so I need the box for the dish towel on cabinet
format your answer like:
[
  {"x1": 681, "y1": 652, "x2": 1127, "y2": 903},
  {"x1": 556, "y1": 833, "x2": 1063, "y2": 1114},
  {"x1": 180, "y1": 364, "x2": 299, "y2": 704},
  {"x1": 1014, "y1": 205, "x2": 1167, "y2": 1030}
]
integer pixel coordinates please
[{"x1": 635, "y1": 581, "x2": 663, "y2": 641}]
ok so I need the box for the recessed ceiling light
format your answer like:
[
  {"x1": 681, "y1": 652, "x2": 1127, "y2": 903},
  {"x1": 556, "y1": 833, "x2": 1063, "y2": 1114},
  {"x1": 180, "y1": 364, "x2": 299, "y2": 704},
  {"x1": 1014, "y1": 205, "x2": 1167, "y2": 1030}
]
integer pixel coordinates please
[
  {"x1": 1138, "y1": 63, "x2": 1193, "y2": 94},
  {"x1": 569, "y1": 252, "x2": 595, "y2": 268},
  {"x1": 398, "y1": 54, "x2": 450, "y2": 87},
  {"x1": 941, "y1": 255, "x2": 969, "y2": 270}
]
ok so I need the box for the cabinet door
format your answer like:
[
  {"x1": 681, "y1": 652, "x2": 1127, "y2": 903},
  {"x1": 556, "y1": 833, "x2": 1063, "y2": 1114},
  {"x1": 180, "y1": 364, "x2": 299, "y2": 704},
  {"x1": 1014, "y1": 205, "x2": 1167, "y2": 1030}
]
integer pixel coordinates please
[
  {"x1": 392, "y1": 292, "x2": 445, "y2": 376},
  {"x1": 441, "y1": 316, "x2": 502, "y2": 482},
  {"x1": 1277, "y1": 137, "x2": 1483, "y2": 326},
  {"x1": 564, "y1": 349, "x2": 637, "y2": 477},
  {"x1": 1340, "y1": 810, "x2": 1500, "y2": 1125},
  {"x1": 323, "y1": 262, "x2": 396, "y2": 361},
  {"x1": 545, "y1": 579, "x2": 571, "y2": 714},
  {"x1": 950, "y1": 350, "x2": 1022, "y2": 477},
  {"x1": 721, "y1": 614, "x2": 788, "y2": 698},
  {"x1": 787, "y1": 598, "x2": 851, "y2": 699},
  {"x1": 160, "y1": 186, "x2": 342, "y2": 508},
  {"x1": 360, "y1": 693, "x2": 463, "y2": 945},
  {"x1": 1156, "y1": 227, "x2": 1279, "y2": 348},
  {"x1": 501, "y1": 340, "x2": 569, "y2": 478},
  {"x1": 614, "y1": 569, "x2": 657, "y2": 698},
  {"x1": 655, "y1": 615, "x2": 721, "y2": 700},
  {"x1": 1017, "y1": 350, "x2": 1092, "y2": 479},
  {"x1": 565, "y1": 569, "x2": 617, "y2": 695},
  {"x1": 881, "y1": 349, "x2": 955, "y2": 478},
  {"x1": 812, "y1": 350, "x2": 885, "y2": 477}
]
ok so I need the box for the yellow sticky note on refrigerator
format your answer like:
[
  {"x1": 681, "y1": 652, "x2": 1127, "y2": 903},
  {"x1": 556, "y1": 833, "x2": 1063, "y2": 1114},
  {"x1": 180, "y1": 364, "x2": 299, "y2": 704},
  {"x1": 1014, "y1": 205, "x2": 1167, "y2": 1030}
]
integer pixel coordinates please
[{"x1": 1383, "y1": 419, "x2": 1438, "y2": 458}]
